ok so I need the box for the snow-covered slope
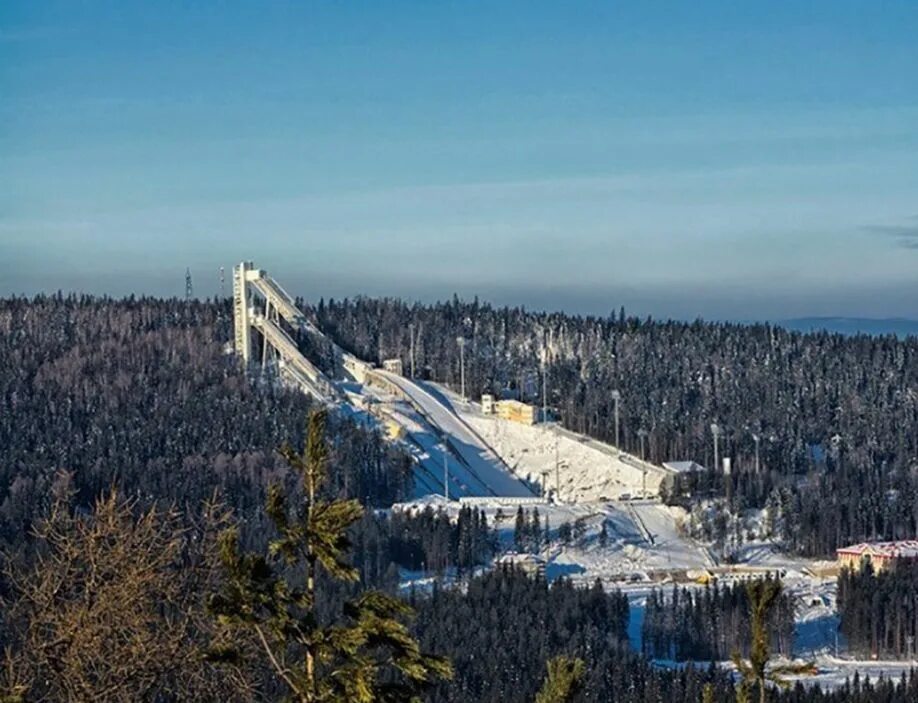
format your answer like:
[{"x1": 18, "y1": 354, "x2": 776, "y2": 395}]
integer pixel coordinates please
[
  {"x1": 369, "y1": 372, "x2": 535, "y2": 498},
  {"x1": 454, "y1": 403, "x2": 664, "y2": 502}
]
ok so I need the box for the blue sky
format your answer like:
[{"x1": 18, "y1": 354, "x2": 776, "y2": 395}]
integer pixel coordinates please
[{"x1": 2, "y1": 1, "x2": 917, "y2": 319}]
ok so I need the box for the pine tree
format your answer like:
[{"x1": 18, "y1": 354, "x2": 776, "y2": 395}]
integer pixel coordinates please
[
  {"x1": 558, "y1": 521, "x2": 573, "y2": 546},
  {"x1": 532, "y1": 508, "x2": 542, "y2": 554},
  {"x1": 208, "y1": 409, "x2": 452, "y2": 702},
  {"x1": 573, "y1": 517, "x2": 587, "y2": 543},
  {"x1": 534, "y1": 656, "x2": 585, "y2": 703},
  {"x1": 702, "y1": 682, "x2": 716, "y2": 703},
  {"x1": 731, "y1": 577, "x2": 810, "y2": 703},
  {"x1": 514, "y1": 507, "x2": 526, "y2": 552}
]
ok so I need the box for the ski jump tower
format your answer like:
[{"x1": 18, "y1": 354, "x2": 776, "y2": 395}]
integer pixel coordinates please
[{"x1": 232, "y1": 262, "x2": 256, "y2": 362}]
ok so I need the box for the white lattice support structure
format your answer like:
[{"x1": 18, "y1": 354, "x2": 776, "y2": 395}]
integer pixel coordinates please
[
  {"x1": 232, "y1": 261, "x2": 343, "y2": 403},
  {"x1": 233, "y1": 261, "x2": 254, "y2": 362}
]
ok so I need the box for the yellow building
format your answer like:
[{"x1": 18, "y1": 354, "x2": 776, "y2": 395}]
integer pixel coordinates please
[
  {"x1": 384, "y1": 419, "x2": 405, "y2": 441},
  {"x1": 495, "y1": 399, "x2": 538, "y2": 425}
]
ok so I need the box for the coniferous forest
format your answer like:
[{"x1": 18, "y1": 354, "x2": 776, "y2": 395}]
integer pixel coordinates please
[
  {"x1": 2, "y1": 294, "x2": 918, "y2": 701},
  {"x1": 641, "y1": 581, "x2": 795, "y2": 662},
  {"x1": 838, "y1": 562, "x2": 918, "y2": 660}
]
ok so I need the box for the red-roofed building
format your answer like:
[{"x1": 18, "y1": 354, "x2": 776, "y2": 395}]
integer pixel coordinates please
[{"x1": 836, "y1": 540, "x2": 918, "y2": 573}]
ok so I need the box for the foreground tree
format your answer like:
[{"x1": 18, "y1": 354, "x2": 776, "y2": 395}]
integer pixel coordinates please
[
  {"x1": 534, "y1": 656, "x2": 585, "y2": 703},
  {"x1": 208, "y1": 409, "x2": 452, "y2": 702},
  {"x1": 1, "y1": 479, "x2": 248, "y2": 702},
  {"x1": 733, "y1": 577, "x2": 782, "y2": 703},
  {"x1": 731, "y1": 577, "x2": 813, "y2": 703}
]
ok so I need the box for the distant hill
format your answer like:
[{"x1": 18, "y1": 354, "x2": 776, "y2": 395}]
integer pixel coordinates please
[{"x1": 777, "y1": 317, "x2": 918, "y2": 338}]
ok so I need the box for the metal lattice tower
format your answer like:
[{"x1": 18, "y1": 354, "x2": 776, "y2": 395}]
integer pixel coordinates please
[{"x1": 185, "y1": 267, "x2": 193, "y2": 300}]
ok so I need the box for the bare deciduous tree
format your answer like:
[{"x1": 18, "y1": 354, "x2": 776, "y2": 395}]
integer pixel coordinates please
[{"x1": 1, "y1": 483, "x2": 254, "y2": 702}]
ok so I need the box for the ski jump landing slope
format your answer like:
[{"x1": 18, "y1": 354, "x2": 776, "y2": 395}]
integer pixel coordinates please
[{"x1": 372, "y1": 370, "x2": 535, "y2": 498}]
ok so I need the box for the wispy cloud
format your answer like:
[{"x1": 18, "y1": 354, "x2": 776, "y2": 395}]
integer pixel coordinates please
[{"x1": 863, "y1": 216, "x2": 918, "y2": 249}]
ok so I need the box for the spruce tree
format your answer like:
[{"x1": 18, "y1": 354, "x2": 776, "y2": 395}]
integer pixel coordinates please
[
  {"x1": 514, "y1": 507, "x2": 526, "y2": 552},
  {"x1": 208, "y1": 409, "x2": 452, "y2": 702},
  {"x1": 534, "y1": 656, "x2": 585, "y2": 703},
  {"x1": 732, "y1": 577, "x2": 810, "y2": 703},
  {"x1": 532, "y1": 508, "x2": 542, "y2": 553}
]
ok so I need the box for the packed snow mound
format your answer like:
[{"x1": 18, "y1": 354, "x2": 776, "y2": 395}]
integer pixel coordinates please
[{"x1": 459, "y1": 410, "x2": 664, "y2": 502}]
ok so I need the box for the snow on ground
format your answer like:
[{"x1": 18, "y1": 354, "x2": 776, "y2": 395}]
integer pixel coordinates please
[
  {"x1": 448, "y1": 398, "x2": 664, "y2": 502},
  {"x1": 392, "y1": 494, "x2": 906, "y2": 688},
  {"x1": 361, "y1": 375, "x2": 534, "y2": 499},
  {"x1": 780, "y1": 655, "x2": 916, "y2": 691},
  {"x1": 394, "y1": 495, "x2": 714, "y2": 585}
]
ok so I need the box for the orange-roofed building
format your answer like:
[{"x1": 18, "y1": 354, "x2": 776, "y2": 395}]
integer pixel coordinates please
[{"x1": 836, "y1": 540, "x2": 918, "y2": 573}]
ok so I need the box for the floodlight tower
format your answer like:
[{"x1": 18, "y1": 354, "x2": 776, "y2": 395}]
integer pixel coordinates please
[
  {"x1": 409, "y1": 323, "x2": 416, "y2": 379},
  {"x1": 456, "y1": 337, "x2": 466, "y2": 399},
  {"x1": 540, "y1": 470, "x2": 552, "y2": 499},
  {"x1": 711, "y1": 422, "x2": 721, "y2": 475},
  {"x1": 185, "y1": 268, "x2": 193, "y2": 300},
  {"x1": 831, "y1": 433, "x2": 843, "y2": 473},
  {"x1": 637, "y1": 428, "x2": 649, "y2": 497},
  {"x1": 443, "y1": 450, "x2": 449, "y2": 501},
  {"x1": 611, "y1": 390, "x2": 622, "y2": 448},
  {"x1": 751, "y1": 431, "x2": 761, "y2": 474}
]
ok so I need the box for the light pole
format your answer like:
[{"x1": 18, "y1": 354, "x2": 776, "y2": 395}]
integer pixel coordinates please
[
  {"x1": 611, "y1": 390, "x2": 622, "y2": 449},
  {"x1": 638, "y1": 428, "x2": 649, "y2": 498},
  {"x1": 555, "y1": 433, "x2": 560, "y2": 499},
  {"x1": 409, "y1": 323, "x2": 416, "y2": 379},
  {"x1": 831, "y1": 433, "x2": 843, "y2": 473},
  {"x1": 751, "y1": 432, "x2": 761, "y2": 474},
  {"x1": 711, "y1": 423, "x2": 721, "y2": 474},
  {"x1": 443, "y1": 449, "x2": 449, "y2": 501},
  {"x1": 456, "y1": 337, "x2": 466, "y2": 399}
]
